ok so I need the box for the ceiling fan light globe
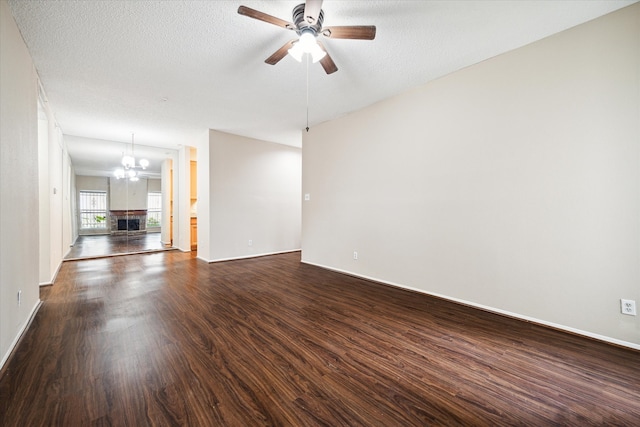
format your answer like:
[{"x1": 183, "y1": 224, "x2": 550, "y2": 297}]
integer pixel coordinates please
[
  {"x1": 289, "y1": 31, "x2": 325, "y2": 63},
  {"x1": 298, "y1": 31, "x2": 316, "y2": 51},
  {"x1": 288, "y1": 42, "x2": 304, "y2": 62},
  {"x1": 139, "y1": 158, "x2": 149, "y2": 169},
  {"x1": 127, "y1": 169, "x2": 137, "y2": 178},
  {"x1": 310, "y1": 44, "x2": 326, "y2": 63},
  {"x1": 114, "y1": 168, "x2": 125, "y2": 179}
]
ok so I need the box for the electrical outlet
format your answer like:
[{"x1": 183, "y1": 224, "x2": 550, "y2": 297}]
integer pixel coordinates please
[
  {"x1": 621, "y1": 299, "x2": 636, "y2": 316},
  {"x1": 353, "y1": 251, "x2": 358, "y2": 260},
  {"x1": 17, "y1": 290, "x2": 22, "y2": 307},
  {"x1": 248, "y1": 239, "x2": 253, "y2": 247},
  {"x1": 304, "y1": 194, "x2": 310, "y2": 201}
]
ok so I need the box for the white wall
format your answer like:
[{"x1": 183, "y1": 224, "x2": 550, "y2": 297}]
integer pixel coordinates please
[
  {"x1": 176, "y1": 145, "x2": 191, "y2": 251},
  {"x1": 38, "y1": 104, "x2": 50, "y2": 283},
  {"x1": 148, "y1": 178, "x2": 161, "y2": 192},
  {"x1": 76, "y1": 175, "x2": 109, "y2": 192},
  {"x1": 196, "y1": 134, "x2": 210, "y2": 260},
  {"x1": 63, "y1": 149, "x2": 79, "y2": 249},
  {"x1": 0, "y1": 0, "x2": 41, "y2": 367},
  {"x1": 49, "y1": 124, "x2": 67, "y2": 272},
  {"x1": 302, "y1": 4, "x2": 640, "y2": 347},
  {"x1": 204, "y1": 130, "x2": 301, "y2": 262},
  {"x1": 109, "y1": 177, "x2": 148, "y2": 210},
  {"x1": 37, "y1": 95, "x2": 67, "y2": 284},
  {"x1": 160, "y1": 158, "x2": 172, "y2": 245}
]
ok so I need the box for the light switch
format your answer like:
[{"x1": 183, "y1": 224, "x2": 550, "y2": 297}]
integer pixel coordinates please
[{"x1": 304, "y1": 194, "x2": 310, "y2": 201}]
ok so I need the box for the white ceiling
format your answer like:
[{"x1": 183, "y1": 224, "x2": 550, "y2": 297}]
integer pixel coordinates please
[
  {"x1": 64, "y1": 135, "x2": 174, "y2": 178},
  {"x1": 7, "y1": 0, "x2": 637, "y2": 175}
]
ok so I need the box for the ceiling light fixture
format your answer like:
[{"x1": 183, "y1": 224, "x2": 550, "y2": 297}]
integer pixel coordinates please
[
  {"x1": 288, "y1": 30, "x2": 326, "y2": 63},
  {"x1": 114, "y1": 133, "x2": 148, "y2": 181}
]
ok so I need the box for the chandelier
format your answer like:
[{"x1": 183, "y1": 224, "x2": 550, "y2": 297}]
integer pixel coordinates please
[{"x1": 114, "y1": 133, "x2": 149, "y2": 181}]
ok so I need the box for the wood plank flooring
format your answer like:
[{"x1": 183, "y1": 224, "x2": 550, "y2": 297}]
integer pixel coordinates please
[
  {"x1": 1, "y1": 251, "x2": 639, "y2": 426},
  {"x1": 65, "y1": 233, "x2": 172, "y2": 259}
]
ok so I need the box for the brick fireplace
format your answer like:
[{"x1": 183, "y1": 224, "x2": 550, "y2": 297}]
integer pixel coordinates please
[{"x1": 109, "y1": 210, "x2": 147, "y2": 236}]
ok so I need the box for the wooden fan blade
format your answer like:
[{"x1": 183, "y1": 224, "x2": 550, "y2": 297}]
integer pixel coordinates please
[
  {"x1": 238, "y1": 5, "x2": 295, "y2": 30},
  {"x1": 317, "y1": 41, "x2": 338, "y2": 74},
  {"x1": 322, "y1": 26, "x2": 376, "y2": 40},
  {"x1": 303, "y1": 0, "x2": 323, "y2": 25},
  {"x1": 265, "y1": 40, "x2": 296, "y2": 65}
]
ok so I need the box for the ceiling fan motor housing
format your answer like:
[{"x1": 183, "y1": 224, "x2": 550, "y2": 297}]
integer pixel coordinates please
[
  {"x1": 292, "y1": 3, "x2": 324, "y2": 35},
  {"x1": 236, "y1": 1, "x2": 375, "y2": 74}
]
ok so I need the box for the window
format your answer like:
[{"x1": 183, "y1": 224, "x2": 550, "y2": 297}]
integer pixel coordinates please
[
  {"x1": 79, "y1": 191, "x2": 107, "y2": 229},
  {"x1": 147, "y1": 192, "x2": 162, "y2": 227}
]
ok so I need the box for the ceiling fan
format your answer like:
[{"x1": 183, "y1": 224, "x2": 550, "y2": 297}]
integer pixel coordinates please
[{"x1": 238, "y1": 0, "x2": 376, "y2": 74}]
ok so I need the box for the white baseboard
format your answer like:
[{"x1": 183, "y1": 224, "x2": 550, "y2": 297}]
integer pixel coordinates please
[
  {"x1": 0, "y1": 299, "x2": 42, "y2": 373},
  {"x1": 301, "y1": 260, "x2": 640, "y2": 351},
  {"x1": 205, "y1": 249, "x2": 301, "y2": 264},
  {"x1": 39, "y1": 259, "x2": 63, "y2": 286}
]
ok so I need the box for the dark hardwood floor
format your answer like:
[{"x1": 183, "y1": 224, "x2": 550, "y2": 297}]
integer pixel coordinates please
[
  {"x1": 65, "y1": 232, "x2": 173, "y2": 259},
  {"x1": 1, "y1": 251, "x2": 639, "y2": 426}
]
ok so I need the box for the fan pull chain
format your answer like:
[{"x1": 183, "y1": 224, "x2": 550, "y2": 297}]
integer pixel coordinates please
[{"x1": 305, "y1": 54, "x2": 310, "y2": 132}]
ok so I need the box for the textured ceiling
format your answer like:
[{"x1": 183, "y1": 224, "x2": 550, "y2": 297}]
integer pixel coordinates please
[
  {"x1": 7, "y1": 0, "x2": 637, "y2": 175},
  {"x1": 64, "y1": 135, "x2": 173, "y2": 179}
]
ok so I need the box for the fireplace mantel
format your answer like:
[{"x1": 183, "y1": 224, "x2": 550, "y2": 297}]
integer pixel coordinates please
[{"x1": 110, "y1": 210, "x2": 148, "y2": 216}]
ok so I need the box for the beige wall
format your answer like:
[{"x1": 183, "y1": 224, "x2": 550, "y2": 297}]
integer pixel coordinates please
[
  {"x1": 302, "y1": 4, "x2": 640, "y2": 347},
  {"x1": 0, "y1": 0, "x2": 41, "y2": 366},
  {"x1": 204, "y1": 130, "x2": 301, "y2": 262}
]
